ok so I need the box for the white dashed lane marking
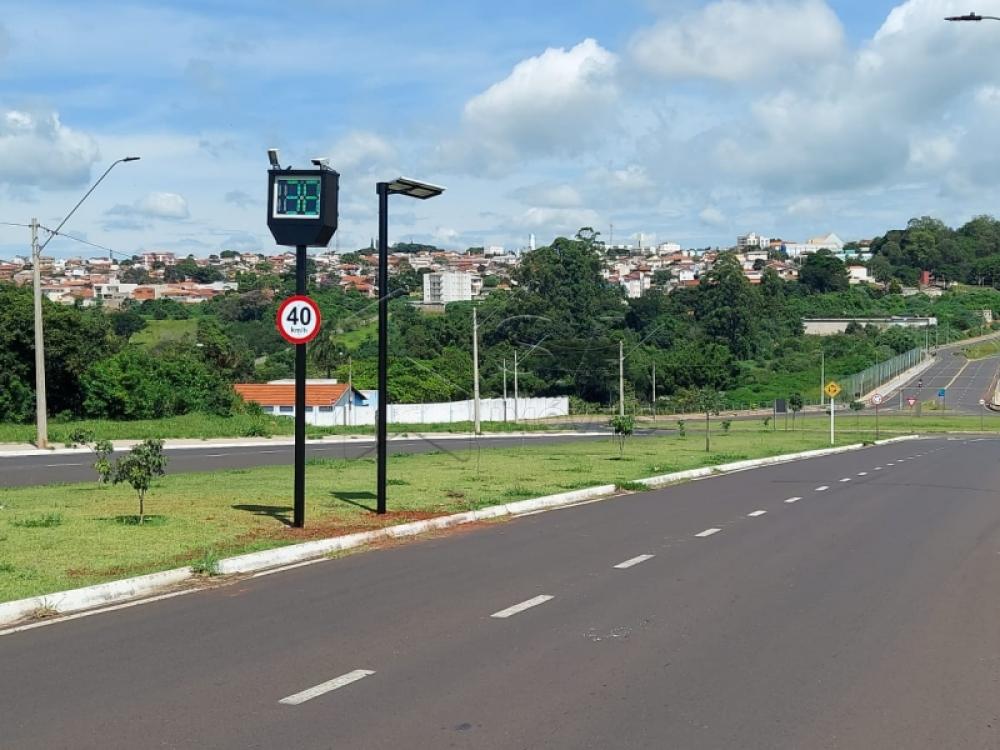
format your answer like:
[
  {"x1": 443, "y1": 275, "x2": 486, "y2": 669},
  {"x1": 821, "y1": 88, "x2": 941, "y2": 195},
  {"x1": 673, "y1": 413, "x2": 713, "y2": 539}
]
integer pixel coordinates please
[
  {"x1": 614, "y1": 554, "x2": 655, "y2": 570},
  {"x1": 491, "y1": 595, "x2": 554, "y2": 619},
  {"x1": 696, "y1": 528, "x2": 721, "y2": 538},
  {"x1": 815, "y1": 486, "x2": 829, "y2": 492},
  {"x1": 747, "y1": 510, "x2": 767, "y2": 517},
  {"x1": 279, "y1": 670, "x2": 375, "y2": 706},
  {"x1": 857, "y1": 472, "x2": 867, "y2": 476},
  {"x1": 839, "y1": 478, "x2": 851, "y2": 483},
  {"x1": 785, "y1": 497, "x2": 802, "y2": 504}
]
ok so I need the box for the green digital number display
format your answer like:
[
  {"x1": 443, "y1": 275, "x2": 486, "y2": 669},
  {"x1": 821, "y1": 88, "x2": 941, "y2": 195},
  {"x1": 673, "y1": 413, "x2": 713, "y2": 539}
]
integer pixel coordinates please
[{"x1": 274, "y1": 177, "x2": 322, "y2": 218}]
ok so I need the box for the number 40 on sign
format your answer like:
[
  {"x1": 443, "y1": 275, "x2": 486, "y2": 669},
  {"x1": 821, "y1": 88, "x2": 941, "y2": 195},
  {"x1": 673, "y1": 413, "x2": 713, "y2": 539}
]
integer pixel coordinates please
[{"x1": 276, "y1": 295, "x2": 322, "y2": 345}]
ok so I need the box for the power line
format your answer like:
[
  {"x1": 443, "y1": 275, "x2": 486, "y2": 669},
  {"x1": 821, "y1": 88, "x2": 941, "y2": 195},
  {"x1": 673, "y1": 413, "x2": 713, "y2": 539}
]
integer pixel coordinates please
[{"x1": 38, "y1": 227, "x2": 129, "y2": 260}]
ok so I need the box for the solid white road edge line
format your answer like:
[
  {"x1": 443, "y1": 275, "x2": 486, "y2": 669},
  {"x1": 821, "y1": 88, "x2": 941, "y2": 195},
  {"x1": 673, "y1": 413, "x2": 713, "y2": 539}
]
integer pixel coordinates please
[
  {"x1": 491, "y1": 595, "x2": 554, "y2": 619},
  {"x1": 696, "y1": 528, "x2": 721, "y2": 537},
  {"x1": 279, "y1": 670, "x2": 375, "y2": 706},
  {"x1": 785, "y1": 497, "x2": 802, "y2": 504},
  {"x1": 748, "y1": 510, "x2": 767, "y2": 517},
  {"x1": 614, "y1": 554, "x2": 655, "y2": 569}
]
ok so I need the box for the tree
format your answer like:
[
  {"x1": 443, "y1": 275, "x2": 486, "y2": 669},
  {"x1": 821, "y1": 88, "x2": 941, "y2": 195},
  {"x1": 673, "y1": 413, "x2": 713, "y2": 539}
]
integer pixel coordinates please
[
  {"x1": 696, "y1": 253, "x2": 762, "y2": 359},
  {"x1": 111, "y1": 310, "x2": 147, "y2": 339},
  {"x1": 684, "y1": 387, "x2": 727, "y2": 452},
  {"x1": 93, "y1": 439, "x2": 114, "y2": 485},
  {"x1": 788, "y1": 393, "x2": 804, "y2": 430},
  {"x1": 310, "y1": 333, "x2": 341, "y2": 379},
  {"x1": 610, "y1": 414, "x2": 635, "y2": 455},
  {"x1": 112, "y1": 439, "x2": 167, "y2": 524},
  {"x1": 799, "y1": 251, "x2": 850, "y2": 293}
]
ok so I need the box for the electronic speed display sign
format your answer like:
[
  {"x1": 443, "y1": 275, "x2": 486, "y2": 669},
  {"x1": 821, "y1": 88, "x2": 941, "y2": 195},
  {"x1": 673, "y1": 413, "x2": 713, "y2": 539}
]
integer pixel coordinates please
[
  {"x1": 276, "y1": 295, "x2": 322, "y2": 345},
  {"x1": 267, "y1": 167, "x2": 340, "y2": 247}
]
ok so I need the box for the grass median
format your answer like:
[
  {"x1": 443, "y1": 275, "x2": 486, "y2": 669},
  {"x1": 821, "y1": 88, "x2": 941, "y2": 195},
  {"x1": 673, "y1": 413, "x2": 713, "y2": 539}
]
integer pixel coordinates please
[
  {"x1": 0, "y1": 413, "x2": 556, "y2": 445},
  {"x1": 0, "y1": 430, "x2": 859, "y2": 603}
]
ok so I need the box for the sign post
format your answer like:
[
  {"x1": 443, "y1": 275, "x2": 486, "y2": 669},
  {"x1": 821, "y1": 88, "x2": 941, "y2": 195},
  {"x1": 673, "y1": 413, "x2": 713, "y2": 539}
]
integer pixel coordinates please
[
  {"x1": 938, "y1": 387, "x2": 947, "y2": 411},
  {"x1": 871, "y1": 392, "x2": 883, "y2": 440},
  {"x1": 266, "y1": 152, "x2": 339, "y2": 528},
  {"x1": 980, "y1": 398, "x2": 986, "y2": 431},
  {"x1": 825, "y1": 381, "x2": 841, "y2": 445}
]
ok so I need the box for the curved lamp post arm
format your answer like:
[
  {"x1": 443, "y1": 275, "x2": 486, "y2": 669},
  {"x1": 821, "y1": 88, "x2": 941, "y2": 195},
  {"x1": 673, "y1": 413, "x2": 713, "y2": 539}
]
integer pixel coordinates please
[{"x1": 38, "y1": 156, "x2": 140, "y2": 253}]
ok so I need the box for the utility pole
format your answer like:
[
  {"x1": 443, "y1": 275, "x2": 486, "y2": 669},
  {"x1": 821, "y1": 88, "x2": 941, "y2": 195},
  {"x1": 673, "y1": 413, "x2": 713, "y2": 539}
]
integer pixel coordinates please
[
  {"x1": 820, "y1": 350, "x2": 825, "y2": 408},
  {"x1": 31, "y1": 218, "x2": 48, "y2": 449},
  {"x1": 472, "y1": 306, "x2": 481, "y2": 434},
  {"x1": 618, "y1": 339, "x2": 625, "y2": 417},
  {"x1": 513, "y1": 349, "x2": 519, "y2": 423},
  {"x1": 651, "y1": 362, "x2": 656, "y2": 421},
  {"x1": 502, "y1": 357, "x2": 508, "y2": 422},
  {"x1": 347, "y1": 355, "x2": 353, "y2": 426}
]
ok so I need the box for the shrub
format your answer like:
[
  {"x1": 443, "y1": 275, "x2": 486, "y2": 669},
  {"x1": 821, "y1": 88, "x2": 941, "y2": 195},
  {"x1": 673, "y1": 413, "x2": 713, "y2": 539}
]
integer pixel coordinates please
[
  {"x1": 721, "y1": 420, "x2": 732, "y2": 434},
  {"x1": 677, "y1": 419, "x2": 686, "y2": 437},
  {"x1": 93, "y1": 439, "x2": 114, "y2": 484},
  {"x1": 610, "y1": 414, "x2": 635, "y2": 455}
]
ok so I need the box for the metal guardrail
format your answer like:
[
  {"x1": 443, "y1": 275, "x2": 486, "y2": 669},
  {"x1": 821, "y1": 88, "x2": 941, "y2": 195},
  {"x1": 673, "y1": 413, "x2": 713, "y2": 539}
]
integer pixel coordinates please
[{"x1": 841, "y1": 347, "x2": 925, "y2": 401}]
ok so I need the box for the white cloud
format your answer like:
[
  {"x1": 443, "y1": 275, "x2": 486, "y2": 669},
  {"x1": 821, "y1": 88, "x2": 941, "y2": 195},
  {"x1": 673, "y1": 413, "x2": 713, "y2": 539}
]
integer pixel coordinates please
[
  {"x1": 519, "y1": 206, "x2": 602, "y2": 231},
  {"x1": 786, "y1": 197, "x2": 826, "y2": 217},
  {"x1": 630, "y1": 0, "x2": 844, "y2": 82},
  {"x1": 224, "y1": 190, "x2": 253, "y2": 208},
  {"x1": 699, "y1": 206, "x2": 727, "y2": 226},
  {"x1": 327, "y1": 131, "x2": 396, "y2": 173},
  {"x1": 107, "y1": 192, "x2": 190, "y2": 221},
  {"x1": 512, "y1": 183, "x2": 583, "y2": 208},
  {"x1": 441, "y1": 39, "x2": 618, "y2": 171},
  {"x1": 0, "y1": 110, "x2": 100, "y2": 188}
]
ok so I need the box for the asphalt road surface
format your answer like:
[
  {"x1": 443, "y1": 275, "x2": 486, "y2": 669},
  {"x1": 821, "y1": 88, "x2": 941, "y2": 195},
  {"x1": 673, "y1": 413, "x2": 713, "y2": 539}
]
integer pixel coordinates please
[
  {"x1": 0, "y1": 432, "x2": 625, "y2": 488},
  {"x1": 880, "y1": 350, "x2": 1000, "y2": 414},
  {"x1": 4, "y1": 437, "x2": 999, "y2": 749}
]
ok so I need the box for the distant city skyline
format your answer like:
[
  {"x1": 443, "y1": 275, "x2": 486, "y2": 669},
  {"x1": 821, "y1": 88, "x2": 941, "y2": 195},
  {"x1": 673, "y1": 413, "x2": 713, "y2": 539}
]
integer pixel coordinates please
[{"x1": 2, "y1": 0, "x2": 999, "y2": 259}]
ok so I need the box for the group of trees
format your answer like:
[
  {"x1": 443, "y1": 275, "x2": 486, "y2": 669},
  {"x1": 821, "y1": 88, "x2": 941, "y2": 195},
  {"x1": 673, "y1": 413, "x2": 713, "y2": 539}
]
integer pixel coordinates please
[
  {"x1": 869, "y1": 215, "x2": 1000, "y2": 286},
  {"x1": 5, "y1": 219, "x2": 1000, "y2": 425}
]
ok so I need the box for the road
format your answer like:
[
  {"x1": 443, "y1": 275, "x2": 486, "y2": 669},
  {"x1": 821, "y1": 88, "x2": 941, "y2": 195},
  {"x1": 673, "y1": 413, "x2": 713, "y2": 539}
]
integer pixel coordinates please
[
  {"x1": 880, "y1": 349, "x2": 1000, "y2": 414},
  {"x1": 4, "y1": 437, "x2": 999, "y2": 748},
  {"x1": 0, "y1": 432, "x2": 625, "y2": 487}
]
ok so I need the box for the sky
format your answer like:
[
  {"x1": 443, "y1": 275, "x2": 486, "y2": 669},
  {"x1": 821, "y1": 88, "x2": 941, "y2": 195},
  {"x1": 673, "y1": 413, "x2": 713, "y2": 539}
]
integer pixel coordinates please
[{"x1": 2, "y1": 0, "x2": 1000, "y2": 258}]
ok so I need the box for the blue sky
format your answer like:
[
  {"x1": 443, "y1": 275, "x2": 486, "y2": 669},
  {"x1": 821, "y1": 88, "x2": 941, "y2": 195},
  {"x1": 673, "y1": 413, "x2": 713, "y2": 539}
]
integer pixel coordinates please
[{"x1": 2, "y1": 0, "x2": 1000, "y2": 258}]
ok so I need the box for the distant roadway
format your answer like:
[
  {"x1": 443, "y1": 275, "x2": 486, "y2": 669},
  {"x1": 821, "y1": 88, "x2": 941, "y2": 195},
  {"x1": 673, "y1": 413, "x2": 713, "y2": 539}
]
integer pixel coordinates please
[
  {"x1": 0, "y1": 432, "x2": 619, "y2": 488},
  {"x1": 4, "y1": 436, "x2": 1000, "y2": 748}
]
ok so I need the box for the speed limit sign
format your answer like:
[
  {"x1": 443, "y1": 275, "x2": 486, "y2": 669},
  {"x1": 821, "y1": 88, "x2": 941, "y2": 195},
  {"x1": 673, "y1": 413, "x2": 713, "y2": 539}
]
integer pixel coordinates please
[
  {"x1": 871, "y1": 393, "x2": 883, "y2": 406},
  {"x1": 276, "y1": 295, "x2": 322, "y2": 344}
]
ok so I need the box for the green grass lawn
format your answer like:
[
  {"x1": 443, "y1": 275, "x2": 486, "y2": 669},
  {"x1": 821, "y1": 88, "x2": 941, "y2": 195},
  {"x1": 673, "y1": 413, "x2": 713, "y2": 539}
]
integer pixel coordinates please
[
  {"x1": 0, "y1": 414, "x2": 557, "y2": 445},
  {"x1": 129, "y1": 318, "x2": 198, "y2": 348},
  {"x1": 964, "y1": 338, "x2": 1000, "y2": 360},
  {"x1": 0, "y1": 430, "x2": 858, "y2": 602}
]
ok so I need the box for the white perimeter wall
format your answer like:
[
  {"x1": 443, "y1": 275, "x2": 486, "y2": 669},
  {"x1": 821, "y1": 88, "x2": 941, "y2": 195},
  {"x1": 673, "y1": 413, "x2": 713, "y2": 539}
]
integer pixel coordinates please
[{"x1": 277, "y1": 397, "x2": 569, "y2": 426}]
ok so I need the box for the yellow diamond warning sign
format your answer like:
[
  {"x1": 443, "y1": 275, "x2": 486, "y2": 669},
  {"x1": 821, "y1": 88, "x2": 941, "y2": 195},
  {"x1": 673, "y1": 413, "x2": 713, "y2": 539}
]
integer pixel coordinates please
[{"x1": 824, "y1": 381, "x2": 842, "y2": 399}]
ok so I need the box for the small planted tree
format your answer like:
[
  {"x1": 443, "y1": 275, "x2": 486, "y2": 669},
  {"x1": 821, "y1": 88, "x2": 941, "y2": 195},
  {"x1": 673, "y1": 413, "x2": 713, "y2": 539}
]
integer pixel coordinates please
[
  {"x1": 610, "y1": 414, "x2": 635, "y2": 456},
  {"x1": 677, "y1": 419, "x2": 686, "y2": 438},
  {"x1": 788, "y1": 393, "x2": 804, "y2": 430},
  {"x1": 721, "y1": 419, "x2": 732, "y2": 434},
  {"x1": 113, "y1": 439, "x2": 167, "y2": 524},
  {"x1": 93, "y1": 439, "x2": 114, "y2": 485},
  {"x1": 686, "y1": 387, "x2": 727, "y2": 452}
]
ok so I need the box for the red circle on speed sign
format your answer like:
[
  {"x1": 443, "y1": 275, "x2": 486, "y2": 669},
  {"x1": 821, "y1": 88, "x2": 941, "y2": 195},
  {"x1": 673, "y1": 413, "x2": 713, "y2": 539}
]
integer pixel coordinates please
[{"x1": 276, "y1": 295, "x2": 322, "y2": 345}]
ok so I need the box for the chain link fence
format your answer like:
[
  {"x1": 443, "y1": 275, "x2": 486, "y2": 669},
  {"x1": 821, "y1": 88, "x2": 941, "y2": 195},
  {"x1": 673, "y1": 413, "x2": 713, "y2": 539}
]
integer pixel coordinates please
[{"x1": 841, "y1": 347, "x2": 926, "y2": 401}]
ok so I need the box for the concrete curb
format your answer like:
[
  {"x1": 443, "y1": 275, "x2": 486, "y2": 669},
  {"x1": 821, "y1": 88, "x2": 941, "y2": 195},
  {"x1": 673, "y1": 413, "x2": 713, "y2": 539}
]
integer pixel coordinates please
[
  {"x1": 0, "y1": 435, "x2": 920, "y2": 628},
  {"x1": 0, "y1": 431, "x2": 609, "y2": 459}
]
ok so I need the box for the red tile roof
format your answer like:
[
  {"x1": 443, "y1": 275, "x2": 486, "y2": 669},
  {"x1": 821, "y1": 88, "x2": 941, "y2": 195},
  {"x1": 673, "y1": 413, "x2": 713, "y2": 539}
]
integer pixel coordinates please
[{"x1": 234, "y1": 383, "x2": 349, "y2": 407}]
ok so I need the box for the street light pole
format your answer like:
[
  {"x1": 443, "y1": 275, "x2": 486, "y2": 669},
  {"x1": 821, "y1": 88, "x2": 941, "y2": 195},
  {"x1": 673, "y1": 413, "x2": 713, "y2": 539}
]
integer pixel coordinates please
[
  {"x1": 30, "y1": 156, "x2": 139, "y2": 449},
  {"x1": 472, "y1": 305, "x2": 481, "y2": 435},
  {"x1": 376, "y1": 183, "x2": 390, "y2": 515},
  {"x1": 374, "y1": 177, "x2": 444, "y2": 515}
]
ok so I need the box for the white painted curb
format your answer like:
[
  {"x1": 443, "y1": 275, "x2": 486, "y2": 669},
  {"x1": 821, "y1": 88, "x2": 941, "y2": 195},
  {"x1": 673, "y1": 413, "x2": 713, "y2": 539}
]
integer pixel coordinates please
[
  {"x1": 0, "y1": 431, "x2": 606, "y2": 459},
  {"x1": 0, "y1": 435, "x2": 919, "y2": 628},
  {"x1": 0, "y1": 567, "x2": 192, "y2": 629}
]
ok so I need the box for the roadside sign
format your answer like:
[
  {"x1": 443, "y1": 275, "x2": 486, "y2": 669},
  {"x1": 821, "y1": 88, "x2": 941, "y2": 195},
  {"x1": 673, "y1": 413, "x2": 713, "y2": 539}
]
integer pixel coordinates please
[
  {"x1": 824, "y1": 381, "x2": 842, "y2": 399},
  {"x1": 871, "y1": 393, "x2": 883, "y2": 406},
  {"x1": 906, "y1": 396, "x2": 917, "y2": 407},
  {"x1": 938, "y1": 388, "x2": 946, "y2": 398},
  {"x1": 276, "y1": 295, "x2": 322, "y2": 345}
]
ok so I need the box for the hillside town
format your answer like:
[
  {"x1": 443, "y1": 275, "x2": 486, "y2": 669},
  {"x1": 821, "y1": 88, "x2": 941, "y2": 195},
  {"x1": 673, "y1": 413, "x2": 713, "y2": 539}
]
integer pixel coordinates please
[{"x1": 0, "y1": 230, "x2": 886, "y2": 308}]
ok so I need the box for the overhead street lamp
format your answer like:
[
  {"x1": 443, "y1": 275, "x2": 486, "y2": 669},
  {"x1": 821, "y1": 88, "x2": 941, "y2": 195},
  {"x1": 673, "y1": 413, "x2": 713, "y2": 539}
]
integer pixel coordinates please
[
  {"x1": 31, "y1": 156, "x2": 140, "y2": 448},
  {"x1": 945, "y1": 12, "x2": 1000, "y2": 21},
  {"x1": 376, "y1": 177, "x2": 445, "y2": 515}
]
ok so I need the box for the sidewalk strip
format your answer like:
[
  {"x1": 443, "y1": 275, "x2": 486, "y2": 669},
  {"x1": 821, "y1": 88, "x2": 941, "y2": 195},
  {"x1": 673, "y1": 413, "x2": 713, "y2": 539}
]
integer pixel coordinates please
[
  {"x1": 614, "y1": 554, "x2": 655, "y2": 569},
  {"x1": 279, "y1": 669, "x2": 375, "y2": 706},
  {"x1": 491, "y1": 595, "x2": 554, "y2": 619}
]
